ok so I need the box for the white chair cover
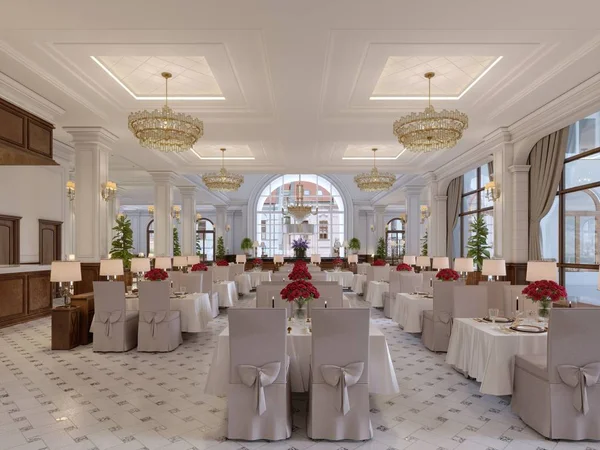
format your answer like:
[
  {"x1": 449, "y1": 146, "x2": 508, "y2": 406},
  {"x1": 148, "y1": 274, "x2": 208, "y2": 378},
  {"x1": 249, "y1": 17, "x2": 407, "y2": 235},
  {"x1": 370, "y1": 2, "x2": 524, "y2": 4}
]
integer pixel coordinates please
[
  {"x1": 357, "y1": 263, "x2": 369, "y2": 275},
  {"x1": 213, "y1": 266, "x2": 229, "y2": 281},
  {"x1": 179, "y1": 272, "x2": 203, "y2": 294},
  {"x1": 255, "y1": 283, "x2": 291, "y2": 311},
  {"x1": 503, "y1": 284, "x2": 533, "y2": 316},
  {"x1": 453, "y1": 285, "x2": 489, "y2": 319},
  {"x1": 365, "y1": 266, "x2": 389, "y2": 297},
  {"x1": 479, "y1": 281, "x2": 510, "y2": 316},
  {"x1": 310, "y1": 272, "x2": 328, "y2": 282},
  {"x1": 420, "y1": 270, "x2": 438, "y2": 294},
  {"x1": 307, "y1": 284, "x2": 343, "y2": 317},
  {"x1": 227, "y1": 308, "x2": 291, "y2": 440},
  {"x1": 229, "y1": 264, "x2": 244, "y2": 281},
  {"x1": 137, "y1": 281, "x2": 182, "y2": 352},
  {"x1": 200, "y1": 269, "x2": 219, "y2": 318},
  {"x1": 308, "y1": 308, "x2": 372, "y2": 440},
  {"x1": 92, "y1": 281, "x2": 138, "y2": 352},
  {"x1": 308, "y1": 265, "x2": 322, "y2": 272},
  {"x1": 421, "y1": 280, "x2": 465, "y2": 352},
  {"x1": 168, "y1": 270, "x2": 181, "y2": 291}
]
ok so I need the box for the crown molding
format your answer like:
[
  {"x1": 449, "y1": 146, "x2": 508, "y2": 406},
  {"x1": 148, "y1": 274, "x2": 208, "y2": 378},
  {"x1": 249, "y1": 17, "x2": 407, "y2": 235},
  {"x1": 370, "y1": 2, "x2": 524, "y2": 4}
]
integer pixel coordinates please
[
  {"x1": 52, "y1": 139, "x2": 75, "y2": 168},
  {"x1": 0, "y1": 72, "x2": 65, "y2": 123}
]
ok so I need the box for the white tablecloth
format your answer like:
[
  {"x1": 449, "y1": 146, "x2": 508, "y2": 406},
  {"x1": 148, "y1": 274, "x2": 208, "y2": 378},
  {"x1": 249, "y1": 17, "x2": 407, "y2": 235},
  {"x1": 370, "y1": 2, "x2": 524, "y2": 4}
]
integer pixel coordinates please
[
  {"x1": 366, "y1": 281, "x2": 388, "y2": 307},
  {"x1": 246, "y1": 271, "x2": 272, "y2": 288},
  {"x1": 325, "y1": 271, "x2": 354, "y2": 288},
  {"x1": 393, "y1": 293, "x2": 432, "y2": 333},
  {"x1": 93, "y1": 293, "x2": 213, "y2": 333},
  {"x1": 205, "y1": 321, "x2": 399, "y2": 396},
  {"x1": 234, "y1": 273, "x2": 251, "y2": 295},
  {"x1": 446, "y1": 318, "x2": 548, "y2": 395},
  {"x1": 351, "y1": 274, "x2": 367, "y2": 294},
  {"x1": 214, "y1": 281, "x2": 238, "y2": 307}
]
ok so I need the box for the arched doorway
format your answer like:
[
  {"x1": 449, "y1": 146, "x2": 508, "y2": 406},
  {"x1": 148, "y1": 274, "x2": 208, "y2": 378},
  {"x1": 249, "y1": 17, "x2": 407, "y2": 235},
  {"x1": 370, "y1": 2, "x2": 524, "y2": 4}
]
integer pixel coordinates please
[{"x1": 196, "y1": 218, "x2": 215, "y2": 261}]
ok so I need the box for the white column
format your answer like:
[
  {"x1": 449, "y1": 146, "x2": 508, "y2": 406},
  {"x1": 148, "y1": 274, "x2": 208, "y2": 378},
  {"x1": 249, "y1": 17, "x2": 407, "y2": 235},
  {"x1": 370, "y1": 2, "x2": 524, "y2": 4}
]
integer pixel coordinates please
[
  {"x1": 65, "y1": 127, "x2": 117, "y2": 262},
  {"x1": 366, "y1": 210, "x2": 375, "y2": 255},
  {"x1": 509, "y1": 165, "x2": 531, "y2": 263},
  {"x1": 403, "y1": 186, "x2": 423, "y2": 256},
  {"x1": 215, "y1": 205, "x2": 227, "y2": 238},
  {"x1": 53, "y1": 141, "x2": 75, "y2": 258},
  {"x1": 178, "y1": 186, "x2": 197, "y2": 256},
  {"x1": 494, "y1": 141, "x2": 514, "y2": 261},
  {"x1": 433, "y1": 195, "x2": 448, "y2": 256},
  {"x1": 422, "y1": 172, "x2": 437, "y2": 256},
  {"x1": 373, "y1": 205, "x2": 386, "y2": 241},
  {"x1": 352, "y1": 204, "x2": 360, "y2": 244},
  {"x1": 150, "y1": 172, "x2": 177, "y2": 257}
]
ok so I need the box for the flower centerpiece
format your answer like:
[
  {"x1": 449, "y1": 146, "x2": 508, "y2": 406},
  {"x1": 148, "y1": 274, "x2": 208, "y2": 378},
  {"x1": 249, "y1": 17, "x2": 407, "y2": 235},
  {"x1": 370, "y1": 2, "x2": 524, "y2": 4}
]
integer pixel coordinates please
[
  {"x1": 372, "y1": 259, "x2": 386, "y2": 267},
  {"x1": 216, "y1": 260, "x2": 229, "y2": 267},
  {"x1": 252, "y1": 258, "x2": 263, "y2": 272},
  {"x1": 522, "y1": 280, "x2": 567, "y2": 320},
  {"x1": 291, "y1": 237, "x2": 309, "y2": 259},
  {"x1": 332, "y1": 258, "x2": 343, "y2": 272},
  {"x1": 191, "y1": 263, "x2": 208, "y2": 272},
  {"x1": 436, "y1": 268, "x2": 460, "y2": 281},
  {"x1": 288, "y1": 265, "x2": 312, "y2": 281},
  {"x1": 144, "y1": 268, "x2": 169, "y2": 281},
  {"x1": 396, "y1": 263, "x2": 413, "y2": 272},
  {"x1": 280, "y1": 280, "x2": 320, "y2": 322},
  {"x1": 294, "y1": 259, "x2": 307, "y2": 267}
]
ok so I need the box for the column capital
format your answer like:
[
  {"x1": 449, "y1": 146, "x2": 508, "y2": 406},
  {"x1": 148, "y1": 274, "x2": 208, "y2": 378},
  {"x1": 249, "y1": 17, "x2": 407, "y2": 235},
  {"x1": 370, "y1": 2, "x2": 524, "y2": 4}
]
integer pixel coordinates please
[
  {"x1": 373, "y1": 205, "x2": 387, "y2": 214},
  {"x1": 177, "y1": 186, "x2": 198, "y2": 196},
  {"x1": 149, "y1": 171, "x2": 178, "y2": 185},
  {"x1": 401, "y1": 185, "x2": 425, "y2": 197},
  {"x1": 422, "y1": 171, "x2": 437, "y2": 183},
  {"x1": 64, "y1": 126, "x2": 118, "y2": 150},
  {"x1": 434, "y1": 195, "x2": 448, "y2": 202},
  {"x1": 509, "y1": 165, "x2": 531, "y2": 174}
]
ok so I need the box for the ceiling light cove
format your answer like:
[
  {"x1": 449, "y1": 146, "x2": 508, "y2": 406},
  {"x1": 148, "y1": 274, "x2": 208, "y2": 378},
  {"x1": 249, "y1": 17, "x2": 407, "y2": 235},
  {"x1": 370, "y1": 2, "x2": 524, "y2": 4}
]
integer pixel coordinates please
[
  {"x1": 190, "y1": 145, "x2": 255, "y2": 161},
  {"x1": 370, "y1": 56, "x2": 503, "y2": 100},
  {"x1": 91, "y1": 56, "x2": 226, "y2": 101}
]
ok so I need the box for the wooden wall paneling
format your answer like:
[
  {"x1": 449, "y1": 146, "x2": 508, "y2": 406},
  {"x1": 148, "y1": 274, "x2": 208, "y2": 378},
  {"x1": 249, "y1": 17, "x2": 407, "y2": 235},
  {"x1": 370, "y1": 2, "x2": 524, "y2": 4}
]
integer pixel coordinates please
[
  {"x1": 0, "y1": 271, "x2": 53, "y2": 328},
  {"x1": 0, "y1": 275, "x2": 26, "y2": 323},
  {"x1": 27, "y1": 272, "x2": 52, "y2": 313},
  {"x1": 506, "y1": 263, "x2": 527, "y2": 285},
  {"x1": 74, "y1": 263, "x2": 100, "y2": 295},
  {"x1": 0, "y1": 214, "x2": 21, "y2": 265}
]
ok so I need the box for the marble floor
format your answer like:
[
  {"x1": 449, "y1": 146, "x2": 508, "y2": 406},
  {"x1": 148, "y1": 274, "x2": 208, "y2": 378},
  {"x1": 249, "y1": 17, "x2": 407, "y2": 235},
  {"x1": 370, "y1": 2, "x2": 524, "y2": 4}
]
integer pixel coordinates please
[{"x1": 0, "y1": 294, "x2": 597, "y2": 450}]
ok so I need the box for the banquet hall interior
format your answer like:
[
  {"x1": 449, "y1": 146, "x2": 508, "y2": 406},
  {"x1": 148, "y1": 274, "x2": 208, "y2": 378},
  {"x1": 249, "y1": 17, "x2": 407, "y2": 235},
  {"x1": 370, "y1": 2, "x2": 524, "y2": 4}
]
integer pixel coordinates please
[{"x1": 1, "y1": 0, "x2": 600, "y2": 448}]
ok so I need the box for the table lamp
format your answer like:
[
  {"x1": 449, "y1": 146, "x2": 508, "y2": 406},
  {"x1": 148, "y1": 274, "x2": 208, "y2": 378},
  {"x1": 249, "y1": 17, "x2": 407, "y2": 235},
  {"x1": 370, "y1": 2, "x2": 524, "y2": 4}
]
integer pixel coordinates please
[
  {"x1": 187, "y1": 255, "x2": 200, "y2": 266},
  {"x1": 482, "y1": 259, "x2": 506, "y2": 281},
  {"x1": 274, "y1": 254, "x2": 284, "y2": 266},
  {"x1": 526, "y1": 260, "x2": 558, "y2": 282},
  {"x1": 454, "y1": 257, "x2": 474, "y2": 279},
  {"x1": 51, "y1": 261, "x2": 82, "y2": 306},
  {"x1": 347, "y1": 254, "x2": 358, "y2": 265},
  {"x1": 416, "y1": 256, "x2": 430, "y2": 271},
  {"x1": 236, "y1": 254, "x2": 247, "y2": 264},
  {"x1": 100, "y1": 258, "x2": 123, "y2": 281},
  {"x1": 173, "y1": 256, "x2": 188, "y2": 272},
  {"x1": 403, "y1": 255, "x2": 416, "y2": 268},
  {"x1": 310, "y1": 254, "x2": 321, "y2": 265},
  {"x1": 253, "y1": 240, "x2": 260, "y2": 257},
  {"x1": 432, "y1": 257, "x2": 450, "y2": 270},
  {"x1": 154, "y1": 256, "x2": 172, "y2": 270},
  {"x1": 131, "y1": 258, "x2": 150, "y2": 277}
]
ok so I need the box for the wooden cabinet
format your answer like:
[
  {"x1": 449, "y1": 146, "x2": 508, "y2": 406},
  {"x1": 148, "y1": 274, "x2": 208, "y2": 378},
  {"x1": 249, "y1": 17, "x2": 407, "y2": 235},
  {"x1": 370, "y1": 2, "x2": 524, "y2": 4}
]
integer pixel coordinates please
[
  {"x1": 0, "y1": 269, "x2": 52, "y2": 328},
  {"x1": 51, "y1": 306, "x2": 80, "y2": 350},
  {"x1": 70, "y1": 292, "x2": 94, "y2": 345}
]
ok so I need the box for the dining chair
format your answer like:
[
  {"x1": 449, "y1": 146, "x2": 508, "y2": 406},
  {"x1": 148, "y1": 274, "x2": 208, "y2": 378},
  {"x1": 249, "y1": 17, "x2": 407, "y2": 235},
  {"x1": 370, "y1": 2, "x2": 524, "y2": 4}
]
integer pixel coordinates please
[
  {"x1": 512, "y1": 308, "x2": 600, "y2": 440},
  {"x1": 307, "y1": 284, "x2": 343, "y2": 317},
  {"x1": 422, "y1": 280, "x2": 465, "y2": 352},
  {"x1": 453, "y1": 285, "x2": 488, "y2": 318},
  {"x1": 308, "y1": 308, "x2": 372, "y2": 440},
  {"x1": 399, "y1": 272, "x2": 423, "y2": 294},
  {"x1": 256, "y1": 283, "x2": 290, "y2": 310},
  {"x1": 365, "y1": 266, "x2": 390, "y2": 297},
  {"x1": 213, "y1": 266, "x2": 229, "y2": 281},
  {"x1": 179, "y1": 272, "x2": 203, "y2": 294},
  {"x1": 229, "y1": 263, "x2": 244, "y2": 281},
  {"x1": 308, "y1": 265, "x2": 322, "y2": 273},
  {"x1": 137, "y1": 281, "x2": 182, "y2": 352},
  {"x1": 502, "y1": 284, "x2": 529, "y2": 317},
  {"x1": 479, "y1": 281, "x2": 510, "y2": 316},
  {"x1": 168, "y1": 270, "x2": 181, "y2": 292},
  {"x1": 92, "y1": 281, "x2": 139, "y2": 352},
  {"x1": 420, "y1": 270, "x2": 438, "y2": 294},
  {"x1": 200, "y1": 269, "x2": 219, "y2": 318},
  {"x1": 227, "y1": 308, "x2": 291, "y2": 440},
  {"x1": 357, "y1": 263, "x2": 369, "y2": 275}
]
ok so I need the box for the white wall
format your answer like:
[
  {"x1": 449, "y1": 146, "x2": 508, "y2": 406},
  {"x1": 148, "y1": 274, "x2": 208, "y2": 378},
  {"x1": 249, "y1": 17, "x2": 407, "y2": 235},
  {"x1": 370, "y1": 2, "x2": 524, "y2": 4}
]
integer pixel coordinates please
[{"x1": 0, "y1": 166, "x2": 64, "y2": 263}]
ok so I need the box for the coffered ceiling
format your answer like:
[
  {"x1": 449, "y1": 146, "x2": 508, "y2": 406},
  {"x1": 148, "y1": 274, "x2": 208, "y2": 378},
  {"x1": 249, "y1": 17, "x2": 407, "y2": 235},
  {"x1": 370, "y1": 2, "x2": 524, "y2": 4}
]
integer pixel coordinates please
[{"x1": 1, "y1": 0, "x2": 600, "y2": 208}]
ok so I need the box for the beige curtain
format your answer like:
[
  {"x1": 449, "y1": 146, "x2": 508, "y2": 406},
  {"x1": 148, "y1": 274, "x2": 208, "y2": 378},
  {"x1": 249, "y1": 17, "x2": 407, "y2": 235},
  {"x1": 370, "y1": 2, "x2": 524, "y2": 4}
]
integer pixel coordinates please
[
  {"x1": 528, "y1": 127, "x2": 569, "y2": 260},
  {"x1": 446, "y1": 176, "x2": 463, "y2": 258}
]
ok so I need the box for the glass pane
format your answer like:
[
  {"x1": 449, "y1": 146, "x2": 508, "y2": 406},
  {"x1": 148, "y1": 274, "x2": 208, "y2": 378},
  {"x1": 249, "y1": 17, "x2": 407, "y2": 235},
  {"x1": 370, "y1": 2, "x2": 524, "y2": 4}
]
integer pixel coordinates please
[
  {"x1": 565, "y1": 268, "x2": 600, "y2": 306},
  {"x1": 462, "y1": 193, "x2": 478, "y2": 212},
  {"x1": 481, "y1": 163, "x2": 491, "y2": 186},
  {"x1": 463, "y1": 169, "x2": 478, "y2": 193},
  {"x1": 480, "y1": 190, "x2": 493, "y2": 209},
  {"x1": 564, "y1": 191, "x2": 599, "y2": 264},
  {"x1": 540, "y1": 196, "x2": 559, "y2": 261},
  {"x1": 566, "y1": 115, "x2": 600, "y2": 157},
  {"x1": 564, "y1": 155, "x2": 600, "y2": 189},
  {"x1": 482, "y1": 212, "x2": 494, "y2": 258},
  {"x1": 462, "y1": 214, "x2": 475, "y2": 258}
]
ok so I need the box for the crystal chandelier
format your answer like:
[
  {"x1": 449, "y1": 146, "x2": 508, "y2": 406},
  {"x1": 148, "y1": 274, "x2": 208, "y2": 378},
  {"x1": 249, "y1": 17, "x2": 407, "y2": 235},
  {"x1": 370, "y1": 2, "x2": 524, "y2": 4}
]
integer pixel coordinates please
[
  {"x1": 282, "y1": 183, "x2": 317, "y2": 222},
  {"x1": 393, "y1": 72, "x2": 468, "y2": 152},
  {"x1": 128, "y1": 72, "x2": 204, "y2": 153},
  {"x1": 202, "y1": 148, "x2": 244, "y2": 192},
  {"x1": 354, "y1": 148, "x2": 396, "y2": 192}
]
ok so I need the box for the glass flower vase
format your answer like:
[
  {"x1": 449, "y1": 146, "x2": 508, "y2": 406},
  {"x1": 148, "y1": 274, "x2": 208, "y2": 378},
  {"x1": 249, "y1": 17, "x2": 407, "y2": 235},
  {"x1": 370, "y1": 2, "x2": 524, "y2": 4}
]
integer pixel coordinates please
[
  {"x1": 294, "y1": 300, "x2": 307, "y2": 323},
  {"x1": 538, "y1": 298, "x2": 551, "y2": 322}
]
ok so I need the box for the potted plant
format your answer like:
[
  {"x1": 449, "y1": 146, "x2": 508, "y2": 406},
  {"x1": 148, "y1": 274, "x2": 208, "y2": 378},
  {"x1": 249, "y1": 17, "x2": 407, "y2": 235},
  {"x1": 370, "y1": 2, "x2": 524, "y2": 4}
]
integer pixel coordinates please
[
  {"x1": 396, "y1": 263, "x2": 413, "y2": 272},
  {"x1": 216, "y1": 236, "x2": 226, "y2": 260},
  {"x1": 421, "y1": 230, "x2": 428, "y2": 256},
  {"x1": 173, "y1": 227, "x2": 181, "y2": 257},
  {"x1": 280, "y1": 280, "x2": 320, "y2": 322},
  {"x1": 241, "y1": 237, "x2": 253, "y2": 256},
  {"x1": 348, "y1": 237, "x2": 361, "y2": 254},
  {"x1": 375, "y1": 237, "x2": 387, "y2": 260},
  {"x1": 522, "y1": 280, "x2": 567, "y2": 321},
  {"x1": 467, "y1": 215, "x2": 491, "y2": 284},
  {"x1": 436, "y1": 268, "x2": 460, "y2": 281},
  {"x1": 291, "y1": 237, "x2": 309, "y2": 259},
  {"x1": 110, "y1": 214, "x2": 134, "y2": 270}
]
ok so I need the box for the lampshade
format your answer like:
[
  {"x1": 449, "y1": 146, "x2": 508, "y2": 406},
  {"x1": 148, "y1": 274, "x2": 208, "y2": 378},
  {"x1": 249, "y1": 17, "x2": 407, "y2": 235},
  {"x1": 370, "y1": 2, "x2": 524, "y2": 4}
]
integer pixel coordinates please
[
  {"x1": 236, "y1": 255, "x2": 247, "y2": 264},
  {"x1": 100, "y1": 259, "x2": 124, "y2": 277},
  {"x1": 347, "y1": 254, "x2": 358, "y2": 264},
  {"x1": 130, "y1": 258, "x2": 150, "y2": 273},
  {"x1": 50, "y1": 261, "x2": 82, "y2": 282},
  {"x1": 154, "y1": 257, "x2": 172, "y2": 270},
  {"x1": 173, "y1": 256, "x2": 188, "y2": 268},
  {"x1": 310, "y1": 254, "x2": 321, "y2": 263},
  {"x1": 187, "y1": 255, "x2": 200, "y2": 265},
  {"x1": 416, "y1": 256, "x2": 430, "y2": 267},
  {"x1": 454, "y1": 257, "x2": 474, "y2": 273},
  {"x1": 252, "y1": 240, "x2": 260, "y2": 248},
  {"x1": 403, "y1": 255, "x2": 416, "y2": 265},
  {"x1": 482, "y1": 259, "x2": 506, "y2": 276},
  {"x1": 342, "y1": 240, "x2": 349, "y2": 247},
  {"x1": 526, "y1": 261, "x2": 558, "y2": 282},
  {"x1": 273, "y1": 255, "x2": 284, "y2": 264},
  {"x1": 432, "y1": 257, "x2": 450, "y2": 269}
]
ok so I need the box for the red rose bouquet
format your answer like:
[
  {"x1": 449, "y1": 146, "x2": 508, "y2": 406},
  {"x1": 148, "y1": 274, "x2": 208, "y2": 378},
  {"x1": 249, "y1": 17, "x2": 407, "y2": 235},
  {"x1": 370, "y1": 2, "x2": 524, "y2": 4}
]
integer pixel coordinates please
[
  {"x1": 288, "y1": 266, "x2": 312, "y2": 281},
  {"x1": 191, "y1": 263, "x2": 208, "y2": 272},
  {"x1": 294, "y1": 259, "x2": 307, "y2": 268},
  {"x1": 396, "y1": 263, "x2": 413, "y2": 272},
  {"x1": 280, "y1": 280, "x2": 320, "y2": 308},
  {"x1": 144, "y1": 268, "x2": 169, "y2": 281},
  {"x1": 253, "y1": 258, "x2": 263, "y2": 267},
  {"x1": 436, "y1": 268, "x2": 460, "y2": 281},
  {"x1": 333, "y1": 258, "x2": 343, "y2": 266},
  {"x1": 372, "y1": 259, "x2": 386, "y2": 266},
  {"x1": 216, "y1": 260, "x2": 229, "y2": 267},
  {"x1": 522, "y1": 280, "x2": 567, "y2": 319}
]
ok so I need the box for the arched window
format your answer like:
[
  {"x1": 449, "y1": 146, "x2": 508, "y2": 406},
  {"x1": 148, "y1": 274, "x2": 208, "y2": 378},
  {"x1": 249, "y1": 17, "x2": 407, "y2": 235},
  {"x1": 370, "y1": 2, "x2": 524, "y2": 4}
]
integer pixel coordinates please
[
  {"x1": 196, "y1": 218, "x2": 215, "y2": 262},
  {"x1": 146, "y1": 220, "x2": 154, "y2": 255},
  {"x1": 256, "y1": 175, "x2": 345, "y2": 257},
  {"x1": 386, "y1": 218, "x2": 405, "y2": 258}
]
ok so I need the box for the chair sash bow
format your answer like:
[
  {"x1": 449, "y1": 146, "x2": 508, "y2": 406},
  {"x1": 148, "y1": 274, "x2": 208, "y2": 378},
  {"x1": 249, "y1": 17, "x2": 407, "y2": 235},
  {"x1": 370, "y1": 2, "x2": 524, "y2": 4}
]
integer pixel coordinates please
[
  {"x1": 238, "y1": 362, "x2": 281, "y2": 415},
  {"x1": 141, "y1": 311, "x2": 168, "y2": 337},
  {"x1": 557, "y1": 362, "x2": 600, "y2": 414},
  {"x1": 96, "y1": 310, "x2": 122, "y2": 337},
  {"x1": 437, "y1": 311, "x2": 453, "y2": 336},
  {"x1": 321, "y1": 362, "x2": 364, "y2": 415}
]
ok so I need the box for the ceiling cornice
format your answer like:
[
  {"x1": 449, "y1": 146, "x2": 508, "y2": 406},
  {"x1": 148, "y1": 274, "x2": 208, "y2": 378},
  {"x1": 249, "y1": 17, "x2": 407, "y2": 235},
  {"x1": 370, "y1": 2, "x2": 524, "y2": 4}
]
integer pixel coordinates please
[{"x1": 0, "y1": 72, "x2": 65, "y2": 123}]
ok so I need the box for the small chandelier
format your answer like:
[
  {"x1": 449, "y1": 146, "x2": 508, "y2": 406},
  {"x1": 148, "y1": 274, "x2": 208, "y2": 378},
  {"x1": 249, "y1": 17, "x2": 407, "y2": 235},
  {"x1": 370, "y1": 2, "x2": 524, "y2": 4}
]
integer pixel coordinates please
[
  {"x1": 484, "y1": 180, "x2": 501, "y2": 202},
  {"x1": 171, "y1": 205, "x2": 181, "y2": 221},
  {"x1": 393, "y1": 72, "x2": 468, "y2": 152},
  {"x1": 148, "y1": 205, "x2": 154, "y2": 215},
  {"x1": 202, "y1": 148, "x2": 244, "y2": 192},
  {"x1": 354, "y1": 148, "x2": 396, "y2": 192},
  {"x1": 128, "y1": 72, "x2": 204, "y2": 153},
  {"x1": 282, "y1": 183, "x2": 317, "y2": 222},
  {"x1": 66, "y1": 181, "x2": 75, "y2": 202},
  {"x1": 101, "y1": 181, "x2": 117, "y2": 201}
]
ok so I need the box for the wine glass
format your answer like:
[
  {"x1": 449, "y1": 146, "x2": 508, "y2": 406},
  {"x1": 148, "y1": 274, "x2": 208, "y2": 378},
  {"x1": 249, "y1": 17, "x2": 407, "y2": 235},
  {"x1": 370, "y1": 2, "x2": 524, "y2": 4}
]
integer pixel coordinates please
[
  {"x1": 488, "y1": 308, "x2": 500, "y2": 324},
  {"x1": 180, "y1": 286, "x2": 186, "y2": 296}
]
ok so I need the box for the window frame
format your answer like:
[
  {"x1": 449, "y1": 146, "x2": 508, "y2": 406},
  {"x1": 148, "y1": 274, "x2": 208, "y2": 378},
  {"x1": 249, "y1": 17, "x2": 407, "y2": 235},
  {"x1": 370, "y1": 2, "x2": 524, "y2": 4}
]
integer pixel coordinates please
[
  {"x1": 459, "y1": 165, "x2": 494, "y2": 257},
  {"x1": 196, "y1": 218, "x2": 215, "y2": 262}
]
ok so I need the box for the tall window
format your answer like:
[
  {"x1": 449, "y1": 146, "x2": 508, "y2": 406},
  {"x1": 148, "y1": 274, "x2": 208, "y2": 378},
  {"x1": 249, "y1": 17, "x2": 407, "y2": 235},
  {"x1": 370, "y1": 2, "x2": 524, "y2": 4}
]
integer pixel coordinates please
[
  {"x1": 541, "y1": 112, "x2": 600, "y2": 304},
  {"x1": 386, "y1": 218, "x2": 405, "y2": 256},
  {"x1": 196, "y1": 218, "x2": 215, "y2": 262},
  {"x1": 456, "y1": 163, "x2": 494, "y2": 257},
  {"x1": 146, "y1": 220, "x2": 154, "y2": 255},
  {"x1": 256, "y1": 175, "x2": 345, "y2": 257}
]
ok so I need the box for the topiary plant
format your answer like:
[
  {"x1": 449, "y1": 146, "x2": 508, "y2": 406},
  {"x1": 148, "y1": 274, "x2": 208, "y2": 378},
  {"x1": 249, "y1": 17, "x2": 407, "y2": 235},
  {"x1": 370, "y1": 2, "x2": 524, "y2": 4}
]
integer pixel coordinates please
[
  {"x1": 467, "y1": 214, "x2": 491, "y2": 271},
  {"x1": 348, "y1": 237, "x2": 361, "y2": 253},
  {"x1": 173, "y1": 227, "x2": 181, "y2": 256},
  {"x1": 216, "y1": 236, "x2": 226, "y2": 260},
  {"x1": 375, "y1": 237, "x2": 387, "y2": 260},
  {"x1": 421, "y1": 230, "x2": 428, "y2": 256},
  {"x1": 110, "y1": 214, "x2": 134, "y2": 269},
  {"x1": 241, "y1": 237, "x2": 253, "y2": 254}
]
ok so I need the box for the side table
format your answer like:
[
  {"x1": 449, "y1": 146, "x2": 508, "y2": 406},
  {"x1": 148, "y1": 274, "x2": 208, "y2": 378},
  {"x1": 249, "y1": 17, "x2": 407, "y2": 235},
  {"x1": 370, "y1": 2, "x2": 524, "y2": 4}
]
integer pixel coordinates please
[
  {"x1": 51, "y1": 305, "x2": 80, "y2": 350},
  {"x1": 70, "y1": 292, "x2": 94, "y2": 344}
]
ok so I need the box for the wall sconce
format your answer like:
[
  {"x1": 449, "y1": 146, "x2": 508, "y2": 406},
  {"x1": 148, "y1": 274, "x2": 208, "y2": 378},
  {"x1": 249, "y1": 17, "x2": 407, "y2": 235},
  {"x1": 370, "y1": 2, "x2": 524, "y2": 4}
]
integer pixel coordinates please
[
  {"x1": 370, "y1": 224, "x2": 375, "y2": 233},
  {"x1": 420, "y1": 205, "x2": 430, "y2": 223},
  {"x1": 171, "y1": 205, "x2": 181, "y2": 221},
  {"x1": 101, "y1": 181, "x2": 117, "y2": 201},
  {"x1": 66, "y1": 181, "x2": 75, "y2": 201},
  {"x1": 225, "y1": 224, "x2": 231, "y2": 233},
  {"x1": 484, "y1": 181, "x2": 501, "y2": 202},
  {"x1": 148, "y1": 205, "x2": 155, "y2": 215},
  {"x1": 196, "y1": 213, "x2": 202, "y2": 221}
]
